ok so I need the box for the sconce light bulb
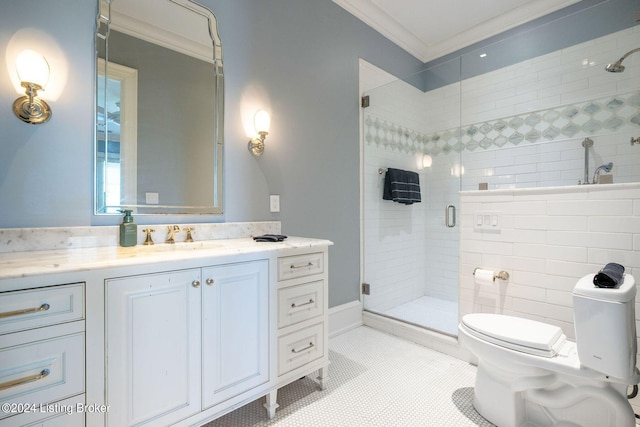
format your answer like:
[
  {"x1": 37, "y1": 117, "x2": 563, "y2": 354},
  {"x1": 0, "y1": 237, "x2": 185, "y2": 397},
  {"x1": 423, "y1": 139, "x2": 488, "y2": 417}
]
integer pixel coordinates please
[
  {"x1": 416, "y1": 153, "x2": 433, "y2": 171},
  {"x1": 16, "y1": 50, "x2": 50, "y2": 88},
  {"x1": 13, "y1": 49, "x2": 52, "y2": 124},
  {"x1": 254, "y1": 109, "x2": 271, "y2": 134}
]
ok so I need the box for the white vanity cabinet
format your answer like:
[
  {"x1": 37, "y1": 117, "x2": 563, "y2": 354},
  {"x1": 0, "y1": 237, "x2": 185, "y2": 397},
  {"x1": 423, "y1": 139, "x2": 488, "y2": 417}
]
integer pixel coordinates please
[
  {"x1": 105, "y1": 259, "x2": 270, "y2": 426},
  {"x1": 105, "y1": 269, "x2": 202, "y2": 426},
  {"x1": 201, "y1": 260, "x2": 269, "y2": 408},
  {"x1": 0, "y1": 235, "x2": 331, "y2": 427},
  {"x1": 0, "y1": 283, "x2": 86, "y2": 427}
]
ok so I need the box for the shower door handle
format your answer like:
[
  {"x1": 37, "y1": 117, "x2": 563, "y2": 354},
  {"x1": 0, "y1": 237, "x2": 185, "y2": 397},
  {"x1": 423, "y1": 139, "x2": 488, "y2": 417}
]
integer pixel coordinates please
[{"x1": 445, "y1": 205, "x2": 456, "y2": 228}]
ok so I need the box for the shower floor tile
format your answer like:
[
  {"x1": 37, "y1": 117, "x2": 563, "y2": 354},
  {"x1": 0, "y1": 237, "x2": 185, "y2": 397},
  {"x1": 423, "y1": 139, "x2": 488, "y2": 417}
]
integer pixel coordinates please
[
  {"x1": 205, "y1": 326, "x2": 493, "y2": 427},
  {"x1": 381, "y1": 296, "x2": 458, "y2": 335}
]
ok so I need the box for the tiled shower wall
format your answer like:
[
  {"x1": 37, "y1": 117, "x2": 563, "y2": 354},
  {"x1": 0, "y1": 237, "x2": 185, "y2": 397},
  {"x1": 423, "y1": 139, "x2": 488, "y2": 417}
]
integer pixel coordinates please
[
  {"x1": 365, "y1": 26, "x2": 640, "y2": 190},
  {"x1": 459, "y1": 183, "x2": 640, "y2": 344}
]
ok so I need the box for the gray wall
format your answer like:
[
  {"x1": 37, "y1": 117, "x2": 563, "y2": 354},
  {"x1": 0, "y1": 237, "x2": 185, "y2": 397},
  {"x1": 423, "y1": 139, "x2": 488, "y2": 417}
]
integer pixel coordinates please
[{"x1": 0, "y1": 0, "x2": 424, "y2": 307}]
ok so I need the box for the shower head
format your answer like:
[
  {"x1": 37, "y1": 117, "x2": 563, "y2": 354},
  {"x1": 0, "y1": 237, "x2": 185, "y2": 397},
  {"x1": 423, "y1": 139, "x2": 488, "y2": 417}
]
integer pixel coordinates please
[
  {"x1": 605, "y1": 47, "x2": 640, "y2": 73},
  {"x1": 605, "y1": 61, "x2": 625, "y2": 73},
  {"x1": 601, "y1": 162, "x2": 613, "y2": 173}
]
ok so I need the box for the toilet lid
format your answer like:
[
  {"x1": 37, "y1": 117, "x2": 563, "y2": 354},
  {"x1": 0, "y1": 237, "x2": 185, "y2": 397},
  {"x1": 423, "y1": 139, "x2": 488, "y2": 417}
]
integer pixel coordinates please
[{"x1": 462, "y1": 313, "x2": 566, "y2": 357}]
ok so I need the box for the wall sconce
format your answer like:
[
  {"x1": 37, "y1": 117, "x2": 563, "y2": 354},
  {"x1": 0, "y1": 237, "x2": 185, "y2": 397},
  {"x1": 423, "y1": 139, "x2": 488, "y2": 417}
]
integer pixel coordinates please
[
  {"x1": 13, "y1": 50, "x2": 52, "y2": 124},
  {"x1": 248, "y1": 109, "x2": 270, "y2": 156},
  {"x1": 416, "y1": 154, "x2": 432, "y2": 171}
]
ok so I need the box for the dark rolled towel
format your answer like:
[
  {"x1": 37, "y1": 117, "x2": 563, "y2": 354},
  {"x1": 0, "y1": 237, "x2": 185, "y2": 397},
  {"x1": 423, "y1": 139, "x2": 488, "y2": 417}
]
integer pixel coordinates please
[{"x1": 593, "y1": 262, "x2": 625, "y2": 288}]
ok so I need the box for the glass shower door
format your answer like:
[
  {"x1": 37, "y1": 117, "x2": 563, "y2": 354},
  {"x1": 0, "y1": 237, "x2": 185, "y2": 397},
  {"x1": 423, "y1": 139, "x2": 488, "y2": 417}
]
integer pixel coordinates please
[{"x1": 361, "y1": 58, "x2": 462, "y2": 336}]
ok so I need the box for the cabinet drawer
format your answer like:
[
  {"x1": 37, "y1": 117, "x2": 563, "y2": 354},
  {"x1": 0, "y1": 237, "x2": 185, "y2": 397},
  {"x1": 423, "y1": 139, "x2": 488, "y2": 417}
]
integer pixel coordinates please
[
  {"x1": 0, "y1": 332, "x2": 85, "y2": 420},
  {"x1": 278, "y1": 323, "x2": 324, "y2": 376},
  {"x1": 277, "y1": 252, "x2": 323, "y2": 282},
  {"x1": 278, "y1": 281, "x2": 324, "y2": 328},
  {"x1": 0, "y1": 284, "x2": 84, "y2": 335}
]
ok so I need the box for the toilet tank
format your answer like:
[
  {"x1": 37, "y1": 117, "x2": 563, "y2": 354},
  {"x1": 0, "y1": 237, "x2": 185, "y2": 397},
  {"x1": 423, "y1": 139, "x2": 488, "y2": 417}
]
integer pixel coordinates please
[{"x1": 573, "y1": 274, "x2": 638, "y2": 383}]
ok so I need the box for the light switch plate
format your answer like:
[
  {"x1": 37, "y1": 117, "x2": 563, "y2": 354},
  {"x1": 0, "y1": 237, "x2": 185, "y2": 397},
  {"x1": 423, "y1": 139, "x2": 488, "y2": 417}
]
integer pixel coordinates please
[
  {"x1": 270, "y1": 195, "x2": 280, "y2": 213},
  {"x1": 473, "y1": 211, "x2": 501, "y2": 232}
]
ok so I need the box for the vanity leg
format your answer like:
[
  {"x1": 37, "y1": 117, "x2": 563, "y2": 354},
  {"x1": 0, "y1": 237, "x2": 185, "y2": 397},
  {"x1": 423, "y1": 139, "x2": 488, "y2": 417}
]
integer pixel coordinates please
[
  {"x1": 317, "y1": 366, "x2": 328, "y2": 390},
  {"x1": 263, "y1": 389, "x2": 279, "y2": 419}
]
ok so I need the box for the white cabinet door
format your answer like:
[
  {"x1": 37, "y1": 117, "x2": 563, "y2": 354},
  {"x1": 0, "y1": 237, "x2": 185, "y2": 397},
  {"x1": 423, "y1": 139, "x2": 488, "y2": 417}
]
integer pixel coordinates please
[
  {"x1": 106, "y1": 269, "x2": 201, "y2": 426},
  {"x1": 202, "y1": 260, "x2": 269, "y2": 408}
]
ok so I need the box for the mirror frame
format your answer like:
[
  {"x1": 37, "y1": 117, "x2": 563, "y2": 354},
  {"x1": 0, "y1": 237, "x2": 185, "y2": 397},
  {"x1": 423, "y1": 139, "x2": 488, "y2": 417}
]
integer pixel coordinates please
[{"x1": 94, "y1": 0, "x2": 224, "y2": 215}]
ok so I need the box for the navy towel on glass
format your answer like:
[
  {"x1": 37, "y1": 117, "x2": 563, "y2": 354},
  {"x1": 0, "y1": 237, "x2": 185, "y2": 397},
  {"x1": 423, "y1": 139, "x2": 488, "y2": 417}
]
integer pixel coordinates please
[{"x1": 383, "y1": 168, "x2": 421, "y2": 205}]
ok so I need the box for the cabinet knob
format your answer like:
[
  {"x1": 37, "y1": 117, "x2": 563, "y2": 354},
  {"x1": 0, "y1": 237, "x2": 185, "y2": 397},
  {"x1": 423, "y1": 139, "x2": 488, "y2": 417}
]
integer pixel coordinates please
[
  {"x1": 192, "y1": 280, "x2": 201, "y2": 288},
  {"x1": 206, "y1": 278, "x2": 214, "y2": 286}
]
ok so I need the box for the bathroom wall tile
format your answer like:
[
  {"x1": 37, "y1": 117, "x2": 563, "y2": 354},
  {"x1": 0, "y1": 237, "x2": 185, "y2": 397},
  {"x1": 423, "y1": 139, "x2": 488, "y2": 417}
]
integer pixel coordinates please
[
  {"x1": 544, "y1": 259, "x2": 601, "y2": 278},
  {"x1": 461, "y1": 184, "x2": 640, "y2": 340},
  {"x1": 546, "y1": 288, "x2": 573, "y2": 308},
  {"x1": 504, "y1": 283, "x2": 546, "y2": 302},
  {"x1": 513, "y1": 243, "x2": 587, "y2": 263},
  {"x1": 588, "y1": 216, "x2": 640, "y2": 233},
  {"x1": 587, "y1": 186, "x2": 640, "y2": 200},
  {"x1": 490, "y1": 201, "x2": 547, "y2": 215},
  {"x1": 513, "y1": 215, "x2": 587, "y2": 231},
  {"x1": 479, "y1": 254, "x2": 508, "y2": 271},
  {"x1": 503, "y1": 255, "x2": 546, "y2": 273},
  {"x1": 588, "y1": 248, "x2": 640, "y2": 267},
  {"x1": 547, "y1": 230, "x2": 632, "y2": 250},
  {"x1": 513, "y1": 189, "x2": 588, "y2": 201},
  {"x1": 460, "y1": 252, "x2": 483, "y2": 268},
  {"x1": 461, "y1": 239, "x2": 513, "y2": 255},
  {"x1": 547, "y1": 199, "x2": 633, "y2": 216}
]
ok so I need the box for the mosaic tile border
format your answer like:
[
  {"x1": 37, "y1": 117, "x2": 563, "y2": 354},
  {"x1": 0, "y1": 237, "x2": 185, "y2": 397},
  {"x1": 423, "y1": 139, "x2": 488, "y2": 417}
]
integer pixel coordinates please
[{"x1": 364, "y1": 90, "x2": 640, "y2": 156}]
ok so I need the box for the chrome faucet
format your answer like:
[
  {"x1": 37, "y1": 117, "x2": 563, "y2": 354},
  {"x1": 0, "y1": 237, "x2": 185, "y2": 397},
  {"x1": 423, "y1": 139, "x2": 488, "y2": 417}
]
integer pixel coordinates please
[
  {"x1": 593, "y1": 162, "x2": 613, "y2": 184},
  {"x1": 166, "y1": 225, "x2": 180, "y2": 244}
]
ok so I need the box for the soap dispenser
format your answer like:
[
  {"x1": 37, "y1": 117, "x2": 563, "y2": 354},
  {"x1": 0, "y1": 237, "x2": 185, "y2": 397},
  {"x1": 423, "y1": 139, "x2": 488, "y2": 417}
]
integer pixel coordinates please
[{"x1": 119, "y1": 209, "x2": 137, "y2": 247}]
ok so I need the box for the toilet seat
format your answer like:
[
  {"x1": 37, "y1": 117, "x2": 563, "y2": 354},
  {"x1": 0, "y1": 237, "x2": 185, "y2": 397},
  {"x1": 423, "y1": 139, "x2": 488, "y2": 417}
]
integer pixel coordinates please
[{"x1": 461, "y1": 313, "x2": 567, "y2": 358}]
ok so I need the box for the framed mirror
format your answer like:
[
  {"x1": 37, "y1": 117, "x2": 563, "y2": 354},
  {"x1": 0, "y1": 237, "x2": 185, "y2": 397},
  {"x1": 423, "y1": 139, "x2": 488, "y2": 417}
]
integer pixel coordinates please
[{"x1": 95, "y1": 0, "x2": 223, "y2": 215}]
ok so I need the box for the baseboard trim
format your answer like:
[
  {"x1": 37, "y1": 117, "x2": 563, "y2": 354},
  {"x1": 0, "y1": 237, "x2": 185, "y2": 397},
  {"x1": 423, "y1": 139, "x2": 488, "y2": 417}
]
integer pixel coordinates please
[{"x1": 328, "y1": 300, "x2": 363, "y2": 338}]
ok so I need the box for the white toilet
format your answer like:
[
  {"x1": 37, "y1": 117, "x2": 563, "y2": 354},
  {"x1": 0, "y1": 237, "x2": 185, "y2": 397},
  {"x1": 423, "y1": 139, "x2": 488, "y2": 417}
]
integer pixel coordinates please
[{"x1": 459, "y1": 274, "x2": 640, "y2": 427}]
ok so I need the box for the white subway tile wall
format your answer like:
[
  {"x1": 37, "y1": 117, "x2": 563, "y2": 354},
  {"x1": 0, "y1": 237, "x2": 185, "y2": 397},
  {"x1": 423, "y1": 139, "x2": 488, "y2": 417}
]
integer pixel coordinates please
[
  {"x1": 459, "y1": 183, "x2": 640, "y2": 344},
  {"x1": 364, "y1": 26, "x2": 640, "y2": 191}
]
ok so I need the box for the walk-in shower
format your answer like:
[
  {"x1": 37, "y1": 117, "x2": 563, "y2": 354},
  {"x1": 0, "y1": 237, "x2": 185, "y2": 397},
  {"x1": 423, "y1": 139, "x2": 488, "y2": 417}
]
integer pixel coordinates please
[
  {"x1": 361, "y1": 58, "x2": 462, "y2": 337},
  {"x1": 361, "y1": 25, "x2": 640, "y2": 339}
]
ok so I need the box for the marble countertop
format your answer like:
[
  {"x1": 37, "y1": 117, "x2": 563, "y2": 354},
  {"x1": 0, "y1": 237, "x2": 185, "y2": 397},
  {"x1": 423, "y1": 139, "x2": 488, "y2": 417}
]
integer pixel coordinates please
[{"x1": 0, "y1": 237, "x2": 333, "y2": 280}]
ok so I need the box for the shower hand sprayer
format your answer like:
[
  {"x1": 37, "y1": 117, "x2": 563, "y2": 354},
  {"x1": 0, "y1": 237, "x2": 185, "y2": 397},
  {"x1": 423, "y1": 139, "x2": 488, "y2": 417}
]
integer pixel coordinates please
[{"x1": 605, "y1": 47, "x2": 640, "y2": 73}]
